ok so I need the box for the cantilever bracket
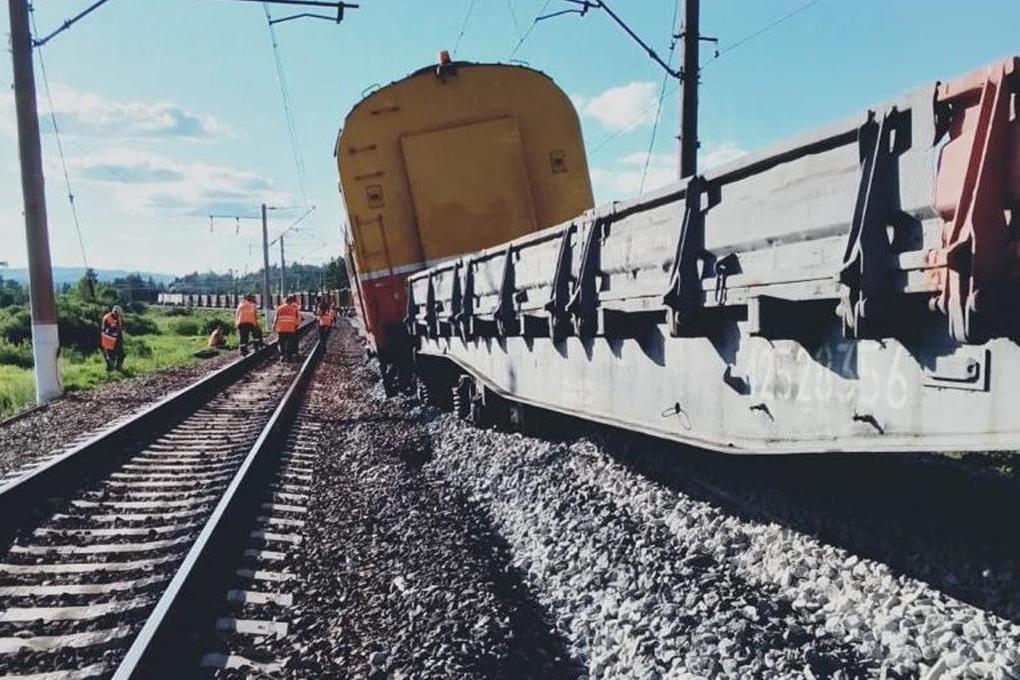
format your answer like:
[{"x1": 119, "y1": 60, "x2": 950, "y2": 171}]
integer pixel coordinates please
[{"x1": 663, "y1": 176, "x2": 708, "y2": 336}]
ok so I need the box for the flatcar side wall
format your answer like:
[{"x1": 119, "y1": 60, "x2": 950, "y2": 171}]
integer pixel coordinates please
[{"x1": 410, "y1": 62, "x2": 1020, "y2": 455}]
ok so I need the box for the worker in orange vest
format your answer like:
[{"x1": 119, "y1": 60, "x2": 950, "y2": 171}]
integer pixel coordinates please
[
  {"x1": 316, "y1": 300, "x2": 333, "y2": 341},
  {"x1": 207, "y1": 325, "x2": 226, "y2": 349},
  {"x1": 235, "y1": 294, "x2": 264, "y2": 356},
  {"x1": 274, "y1": 295, "x2": 301, "y2": 361},
  {"x1": 100, "y1": 305, "x2": 125, "y2": 372}
]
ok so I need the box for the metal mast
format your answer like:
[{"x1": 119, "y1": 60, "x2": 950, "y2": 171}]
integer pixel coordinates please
[{"x1": 679, "y1": 0, "x2": 699, "y2": 179}]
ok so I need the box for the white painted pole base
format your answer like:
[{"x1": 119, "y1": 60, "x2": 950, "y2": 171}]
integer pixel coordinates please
[{"x1": 30, "y1": 322, "x2": 62, "y2": 403}]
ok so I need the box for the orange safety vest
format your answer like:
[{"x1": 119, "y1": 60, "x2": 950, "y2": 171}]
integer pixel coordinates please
[
  {"x1": 275, "y1": 303, "x2": 299, "y2": 333},
  {"x1": 236, "y1": 300, "x2": 258, "y2": 326},
  {"x1": 100, "y1": 312, "x2": 121, "y2": 351},
  {"x1": 318, "y1": 311, "x2": 333, "y2": 328}
]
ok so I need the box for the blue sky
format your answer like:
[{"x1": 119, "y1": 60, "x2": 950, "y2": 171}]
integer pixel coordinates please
[{"x1": 1, "y1": 0, "x2": 1018, "y2": 275}]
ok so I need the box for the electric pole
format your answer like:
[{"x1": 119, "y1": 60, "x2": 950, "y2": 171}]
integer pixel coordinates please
[
  {"x1": 279, "y1": 237, "x2": 286, "y2": 297},
  {"x1": 679, "y1": 0, "x2": 699, "y2": 179},
  {"x1": 9, "y1": 0, "x2": 61, "y2": 403},
  {"x1": 260, "y1": 203, "x2": 272, "y2": 312}
]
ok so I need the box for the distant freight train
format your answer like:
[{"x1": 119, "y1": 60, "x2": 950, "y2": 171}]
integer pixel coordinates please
[
  {"x1": 157, "y1": 290, "x2": 350, "y2": 312},
  {"x1": 335, "y1": 55, "x2": 594, "y2": 390}
]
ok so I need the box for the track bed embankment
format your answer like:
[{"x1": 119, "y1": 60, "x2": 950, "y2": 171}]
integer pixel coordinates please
[
  {"x1": 0, "y1": 350, "x2": 239, "y2": 478},
  {"x1": 258, "y1": 326, "x2": 579, "y2": 679}
]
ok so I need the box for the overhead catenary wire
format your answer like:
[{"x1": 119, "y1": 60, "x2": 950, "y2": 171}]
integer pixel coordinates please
[
  {"x1": 701, "y1": 0, "x2": 825, "y2": 71},
  {"x1": 452, "y1": 0, "x2": 478, "y2": 56},
  {"x1": 505, "y1": 0, "x2": 524, "y2": 41},
  {"x1": 508, "y1": 0, "x2": 554, "y2": 60},
  {"x1": 262, "y1": 3, "x2": 310, "y2": 207},
  {"x1": 589, "y1": 0, "x2": 827, "y2": 159},
  {"x1": 28, "y1": 6, "x2": 90, "y2": 274},
  {"x1": 639, "y1": 0, "x2": 681, "y2": 193}
]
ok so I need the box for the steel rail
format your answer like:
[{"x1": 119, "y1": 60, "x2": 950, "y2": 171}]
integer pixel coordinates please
[
  {"x1": 0, "y1": 320, "x2": 313, "y2": 547},
  {"x1": 113, "y1": 336, "x2": 324, "y2": 678}
]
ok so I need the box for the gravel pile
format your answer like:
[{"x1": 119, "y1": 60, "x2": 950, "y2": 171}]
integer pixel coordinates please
[
  {"x1": 0, "y1": 350, "x2": 239, "y2": 477},
  {"x1": 420, "y1": 414, "x2": 1020, "y2": 679},
  {"x1": 270, "y1": 327, "x2": 580, "y2": 679}
]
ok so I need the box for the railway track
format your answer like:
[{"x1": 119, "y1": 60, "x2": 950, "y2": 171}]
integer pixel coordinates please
[{"x1": 0, "y1": 328, "x2": 322, "y2": 679}]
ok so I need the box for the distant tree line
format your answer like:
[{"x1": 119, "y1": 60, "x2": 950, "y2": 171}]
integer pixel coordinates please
[{"x1": 169, "y1": 256, "x2": 348, "y2": 295}]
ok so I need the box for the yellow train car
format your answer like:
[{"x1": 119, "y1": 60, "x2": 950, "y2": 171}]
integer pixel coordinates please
[{"x1": 336, "y1": 56, "x2": 594, "y2": 386}]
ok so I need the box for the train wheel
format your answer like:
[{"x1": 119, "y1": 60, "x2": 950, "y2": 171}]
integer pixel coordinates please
[
  {"x1": 382, "y1": 362, "x2": 400, "y2": 396},
  {"x1": 415, "y1": 374, "x2": 431, "y2": 404},
  {"x1": 507, "y1": 400, "x2": 526, "y2": 431},
  {"x1": 468, "y1": 396, "x2": 487, "y2": 428},
  {"x1": 452, "y1": 376, "x2": 470, "y2": 420}
]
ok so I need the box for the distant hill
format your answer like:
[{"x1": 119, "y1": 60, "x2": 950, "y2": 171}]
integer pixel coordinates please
[{"x1": 0, "y1": 267, "x2": 176, "y2": 288}]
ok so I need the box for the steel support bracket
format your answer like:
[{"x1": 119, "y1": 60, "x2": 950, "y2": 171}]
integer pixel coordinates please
[
  {"x1": 838, "y1": 108, "x2": 912, "y2": 339},
  {"x1": 566, "y1": 216, "x2": 605, "y2": 337},
  {"x1": 544, "y1": 223, "x2": 577, "y2": 340},
  {"x1": 459, "y1": 261, "x2": 476, "y2": 339},
  {"x1": 493, "y1": 245, "x2": 520, "y2": 336},
  {"x1": 928, "y1": 58, "x2": 1020, "y2": 343},
  {"x1": 448, "y1": 261, "x2": 463, "y2": 334},
  {"x1": 404, "y1": 279, "x2": 418, "y2": 337},
  {"x1": 663, "y1": 176, "x2": 707, "y2": 336},
  {"x1": 424, "y1": 273, "x2": 439, "y2": 338}
]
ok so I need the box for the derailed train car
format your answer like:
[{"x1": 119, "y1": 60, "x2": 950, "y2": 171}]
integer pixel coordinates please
[
  {"x1": 408, "y1": 56, "x2": 1020, "y2": 454},
  {"x1": 336, "y1": 57, "x2": 595, "y2": 389}
]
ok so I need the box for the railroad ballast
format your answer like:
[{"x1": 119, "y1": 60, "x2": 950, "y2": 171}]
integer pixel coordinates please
[{"x1": 407, "y1": 56, "x2": 1020, "y2": 454}]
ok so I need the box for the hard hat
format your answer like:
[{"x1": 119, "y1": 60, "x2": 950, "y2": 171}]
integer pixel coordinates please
[{"x1": 112, "y1": 305, "x2": 124, "y2": 315}]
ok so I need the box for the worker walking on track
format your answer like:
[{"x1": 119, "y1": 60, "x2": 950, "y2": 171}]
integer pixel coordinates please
[
  {"x1": 316, "y1": 300, "x2": 333, "y2": 341},
  {"x1": 100, "y1": 305, "x2": 125, "y2": 372},
  {"x1": 235, "y1": 294, "x2": 264, "y2": 356},
  {"x1": 274, "y1": 295, "x2": 301, "y2": 362}
]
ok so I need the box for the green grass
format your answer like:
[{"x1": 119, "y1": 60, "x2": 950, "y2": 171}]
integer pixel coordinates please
[
  {"x1": 0, "y1": 365, "x2": 36, "y2": 418},
  {"x1": 0, "y1": 309, "x2": 237, "y2": 420}
]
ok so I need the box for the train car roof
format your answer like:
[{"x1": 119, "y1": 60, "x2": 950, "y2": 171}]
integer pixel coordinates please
[{"x1": 334, "y1": 61, "x2": 558, "y2": 156}]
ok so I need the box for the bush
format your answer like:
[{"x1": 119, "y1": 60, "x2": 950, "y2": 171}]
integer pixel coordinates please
[
  {"x1": 125, "y1": 337, "x2": 153, "y2": 358},
  {"x1": 162, "y1": 306, "x2": 194, "y2": 317},
  {"x1": 0, "y1": 306, "x2": 31, "y2": 345},
  {"x1": 56, "y1": 296, "x2": 106, "y2": 353},
  {"x1": 0, "y1": 338, "x2": 33, "y2": 368},
  {"x1": 124, "y1": 314, "x2": 159, "y2": 336},
  {"x1": 127, "y1": 301, "x2": 149, "y2": 315},
  {"x1": 170, "y1": 319, "x2": 201, "y2": 336}
]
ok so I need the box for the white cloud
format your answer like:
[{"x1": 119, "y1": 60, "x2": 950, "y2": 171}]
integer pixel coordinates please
[
  {"x1": 572, "y1": 81, "x2": 658, "y2": 132},
  {"x1": 0, "y1": 85, "x2": 228, "y2": 141},
  {"x1": 701, "y1": 142, "x2": 747, "y2": 170},
  {"x1": 590, "y1": 142, "x2": 749, "y2": 203},
  {"x1": 67, "y1": 149, "x2": 288, "y2": 217}
]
